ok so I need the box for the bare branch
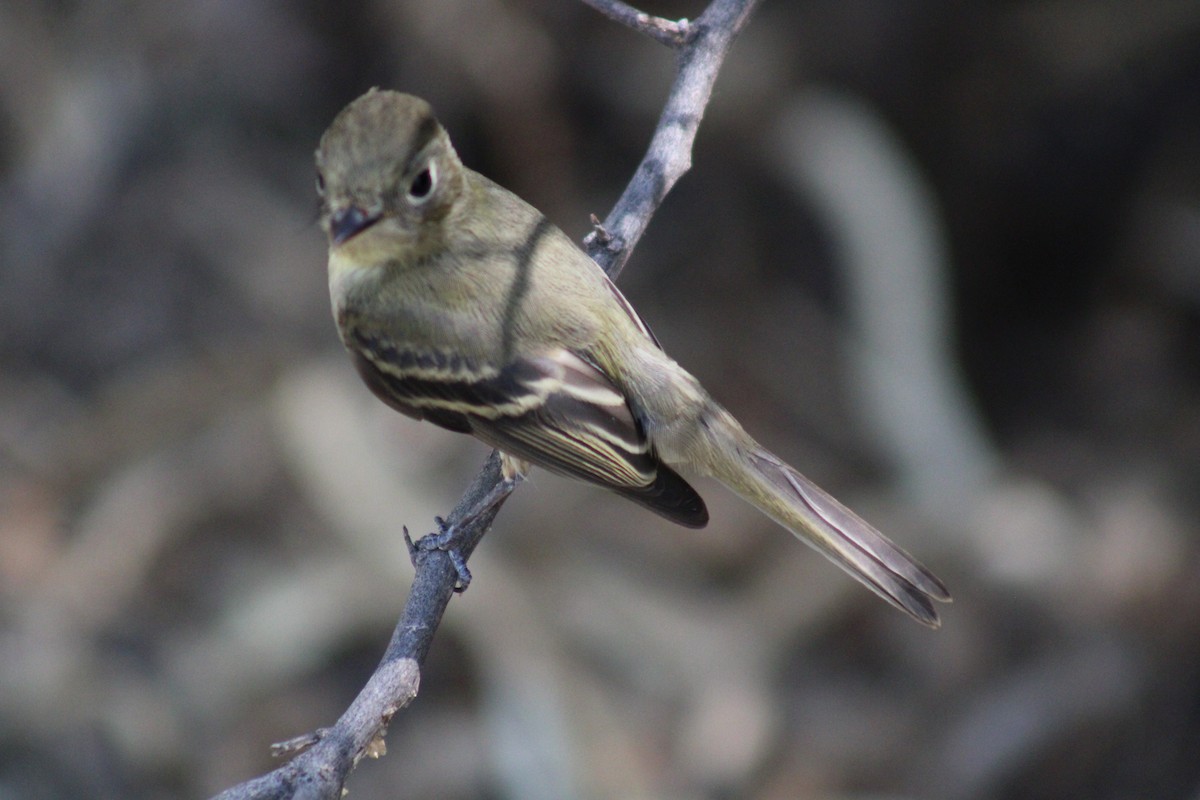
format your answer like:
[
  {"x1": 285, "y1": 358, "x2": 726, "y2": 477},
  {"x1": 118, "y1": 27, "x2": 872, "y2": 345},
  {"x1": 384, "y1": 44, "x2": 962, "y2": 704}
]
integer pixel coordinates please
[
  {"x1": 211, "y1": 1, "x2": 760, "y2": 797},
  {"x1": 212, "y1": 454, "x2": 510, "y2": 800},
  {"x1": 578, "y1": 0, "x2": 690, "y2": 47},
  {"x1": 585, "y1": 0, "x2": 763, "y2": 278}
]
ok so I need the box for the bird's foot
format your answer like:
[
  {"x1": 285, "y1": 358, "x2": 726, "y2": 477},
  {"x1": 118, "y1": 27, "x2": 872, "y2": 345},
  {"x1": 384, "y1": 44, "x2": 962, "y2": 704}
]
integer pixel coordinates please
[
  {"x1": 402, "y1": 473, "x2": 523, "y2": 593},
  {"x1": 404, "y1": 519, "x2": 472, "y2": 592}
]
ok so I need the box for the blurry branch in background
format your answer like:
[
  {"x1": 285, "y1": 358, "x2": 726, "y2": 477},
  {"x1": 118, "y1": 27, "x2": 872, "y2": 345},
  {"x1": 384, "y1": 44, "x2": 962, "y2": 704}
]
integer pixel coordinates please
[
  {"x1": 771, "y1": 90, "x2": 999, "y2": 519},
  {"x1": 212, "y1": 0, "x2": 762, "y2": 798}
]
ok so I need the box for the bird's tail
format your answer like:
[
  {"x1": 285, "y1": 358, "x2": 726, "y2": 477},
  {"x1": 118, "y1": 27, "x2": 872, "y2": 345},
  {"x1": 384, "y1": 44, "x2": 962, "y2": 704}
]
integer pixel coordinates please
[{"x1": 702, "y1": 418, "x2": 950, "y2": 626}]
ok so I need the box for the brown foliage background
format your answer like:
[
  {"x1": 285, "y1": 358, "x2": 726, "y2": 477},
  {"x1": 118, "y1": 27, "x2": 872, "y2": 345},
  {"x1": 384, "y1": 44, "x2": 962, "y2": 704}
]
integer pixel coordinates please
[{"x1": 3, "y1": 2, "x2": 1200, "y2": 798}]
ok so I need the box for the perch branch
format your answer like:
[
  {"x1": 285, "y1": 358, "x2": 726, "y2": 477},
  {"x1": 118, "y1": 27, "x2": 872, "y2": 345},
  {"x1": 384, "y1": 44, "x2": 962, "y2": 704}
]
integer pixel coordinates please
[
  {"x1": 211, "y1": 1, "x2": 760, "y2": 797},
  {"x1": 584, "y1": 0, "x2": 761, "y2": 278}
]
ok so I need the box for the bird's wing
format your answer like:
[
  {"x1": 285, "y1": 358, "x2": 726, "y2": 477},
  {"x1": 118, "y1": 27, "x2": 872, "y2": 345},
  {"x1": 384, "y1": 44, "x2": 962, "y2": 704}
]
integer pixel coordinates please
[
  {"x1": 600, "y1": 270, "x2": 662, "y2": 349},
  {"x1": 347, "y1": 331, "x2": 708, "y2": 527}
]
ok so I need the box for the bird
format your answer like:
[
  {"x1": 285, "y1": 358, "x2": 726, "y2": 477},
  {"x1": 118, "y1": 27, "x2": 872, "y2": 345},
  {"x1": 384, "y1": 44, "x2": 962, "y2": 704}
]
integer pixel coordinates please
[{"x1": 315, "y1": 89, "x2": 950, "y2": 626}]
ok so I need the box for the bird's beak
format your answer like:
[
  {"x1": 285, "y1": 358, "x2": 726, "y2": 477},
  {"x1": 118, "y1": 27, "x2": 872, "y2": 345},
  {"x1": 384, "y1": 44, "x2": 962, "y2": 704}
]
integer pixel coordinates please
[{"x1": 330, "y1": 206, "x2": 381, "y2": 245}]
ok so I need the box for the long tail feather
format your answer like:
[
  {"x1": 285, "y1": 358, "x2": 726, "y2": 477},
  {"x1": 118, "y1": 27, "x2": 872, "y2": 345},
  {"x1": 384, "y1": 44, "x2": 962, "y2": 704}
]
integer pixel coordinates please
[{"x1": 719, "y1": 446, "x2": 950, "y2": 627}]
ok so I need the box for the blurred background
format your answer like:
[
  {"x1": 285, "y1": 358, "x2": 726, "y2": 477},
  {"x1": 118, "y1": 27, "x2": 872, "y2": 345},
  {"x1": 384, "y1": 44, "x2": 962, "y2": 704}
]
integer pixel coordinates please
[{"x1": 3, "y1": 1, "x2": 1200, "y2": 798}]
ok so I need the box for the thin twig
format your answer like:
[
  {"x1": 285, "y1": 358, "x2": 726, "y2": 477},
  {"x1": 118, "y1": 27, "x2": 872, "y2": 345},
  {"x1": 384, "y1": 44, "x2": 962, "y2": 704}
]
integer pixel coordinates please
[
  {"x1": 211, "y1": 1, "x2": 761, "y2": 797},
  {"x1": 578, "y1": 0, "x2": 690, "y2": 47},
  {"x1": 584, "y1": 0, "x2": 763, "y2": 279}
]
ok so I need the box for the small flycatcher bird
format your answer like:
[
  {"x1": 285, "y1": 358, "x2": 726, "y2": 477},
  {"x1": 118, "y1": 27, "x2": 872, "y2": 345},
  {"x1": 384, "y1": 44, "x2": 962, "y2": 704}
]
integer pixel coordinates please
[{"x1": 316, "y1": 89, "x2": 950, "y2": 626}]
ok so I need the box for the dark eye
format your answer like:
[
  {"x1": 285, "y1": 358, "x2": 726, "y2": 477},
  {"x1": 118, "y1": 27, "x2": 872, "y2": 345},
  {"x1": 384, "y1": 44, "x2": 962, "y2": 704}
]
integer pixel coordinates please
[
  {"x1": 315, "y1": 171, "x2": 326, "y2": 195},
  {"x1": 407, "y1": 164, "x2": 436, "y2": 202}
]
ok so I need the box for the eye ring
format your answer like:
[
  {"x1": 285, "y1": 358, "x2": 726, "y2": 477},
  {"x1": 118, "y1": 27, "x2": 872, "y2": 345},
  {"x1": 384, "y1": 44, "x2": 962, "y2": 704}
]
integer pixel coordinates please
[{"x1": 407, "y1": 161, "x2": 437, "y2": 204}]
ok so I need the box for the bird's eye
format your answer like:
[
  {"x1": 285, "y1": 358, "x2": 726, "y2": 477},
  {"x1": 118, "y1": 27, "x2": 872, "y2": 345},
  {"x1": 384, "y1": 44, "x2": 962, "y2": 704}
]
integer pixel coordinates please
[
  {"x1": 315, "y1": 171, "x2": 326, "y2": 195},
  {"x1": 407, "y1": 163, "x2": 436, "y2": 203}
]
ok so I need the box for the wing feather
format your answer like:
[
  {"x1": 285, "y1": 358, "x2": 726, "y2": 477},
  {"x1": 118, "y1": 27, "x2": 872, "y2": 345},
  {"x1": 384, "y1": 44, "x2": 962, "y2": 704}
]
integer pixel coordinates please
[{"x1": 345, "y1": 330, "x2": 708, "y2": 527}]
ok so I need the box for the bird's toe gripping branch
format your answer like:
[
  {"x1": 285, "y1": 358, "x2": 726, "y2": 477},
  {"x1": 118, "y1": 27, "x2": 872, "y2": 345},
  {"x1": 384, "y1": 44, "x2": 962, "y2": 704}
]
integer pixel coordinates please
[
  {"x1": 403, "y1": 471, "x2": 523, "y2": 592},
  {"x1": 403, "y1": 519, "x2": 471, "y2": 592}
]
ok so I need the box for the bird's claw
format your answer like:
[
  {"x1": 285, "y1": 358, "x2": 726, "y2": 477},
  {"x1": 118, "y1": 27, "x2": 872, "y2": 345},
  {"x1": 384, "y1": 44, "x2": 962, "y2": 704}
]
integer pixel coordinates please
[{"x1": 405, "y1": 518, "x2": 472, "y2": 592}]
